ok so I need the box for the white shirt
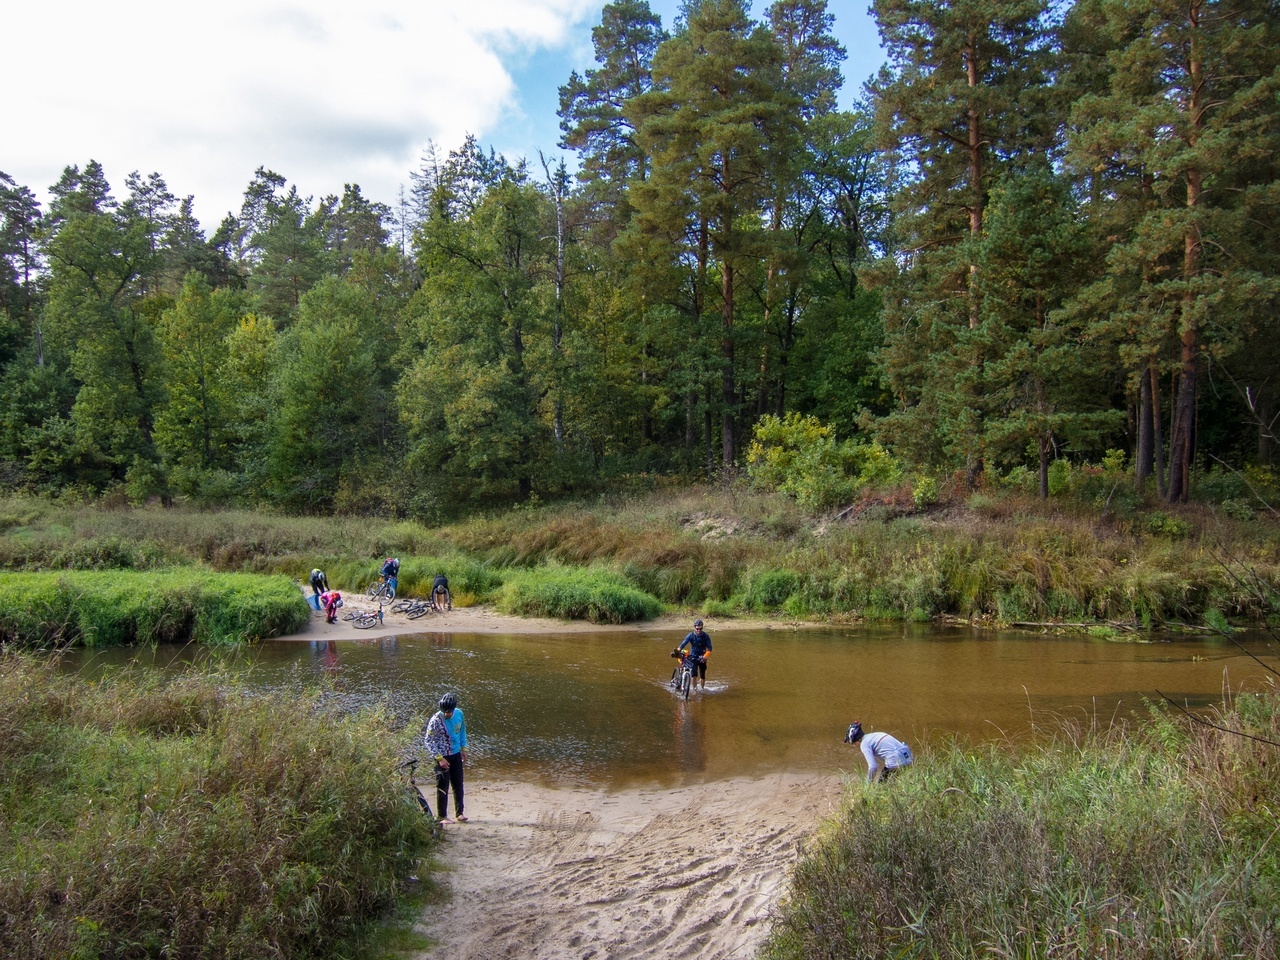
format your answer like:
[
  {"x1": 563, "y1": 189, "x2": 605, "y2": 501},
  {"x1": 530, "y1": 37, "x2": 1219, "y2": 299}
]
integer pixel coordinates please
[{"x1": 861, "y1": 731, "x2": 913, "y2": 782}]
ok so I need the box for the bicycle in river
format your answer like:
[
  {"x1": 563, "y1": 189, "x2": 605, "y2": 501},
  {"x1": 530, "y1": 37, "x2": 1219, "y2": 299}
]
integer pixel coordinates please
[{"x1": 669, "y1": 648, "x2": 697, "y2": 699}]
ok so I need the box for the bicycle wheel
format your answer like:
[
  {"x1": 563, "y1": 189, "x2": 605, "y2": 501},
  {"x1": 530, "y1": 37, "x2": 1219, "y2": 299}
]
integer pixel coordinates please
[
  {"x1": 366, "y1": 580, "x2": 384, "y2": 599},
  {"x1": 355, "y1": 612, "x2": 383, "y2": 629},
  {"x1": 681, "y1": 667, "x2": 691, "y2": 699},
  {"x1": 342, "y1": 608, "x2": 360, "y2": 621}
]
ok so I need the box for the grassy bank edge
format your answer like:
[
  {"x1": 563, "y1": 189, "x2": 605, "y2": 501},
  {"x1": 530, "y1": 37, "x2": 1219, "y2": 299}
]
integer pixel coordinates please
[
  {"x1": 0, "y1": 655, "x2": 438, "y2": 960},
  {"x1": 0, "y1": 569, "x2": 310, "y2": 648},
  {"x1": 762, "y1": 691, "x2": 1280, "y2": 959}
]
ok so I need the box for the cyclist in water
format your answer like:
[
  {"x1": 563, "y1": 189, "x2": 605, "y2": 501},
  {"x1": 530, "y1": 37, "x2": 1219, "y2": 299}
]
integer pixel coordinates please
[
  {"x1": 423, "y1": 692, "x2": 468, "y2": 824},
  {"x1": 432, "y1": 573, "x2": 452, "y2": 611},
  {"x1": 844, "y1": 721, "x2": 914, "y2": 783},
  {"x1": 676, "y1": 618, "x2": 713, "y2": 691}
]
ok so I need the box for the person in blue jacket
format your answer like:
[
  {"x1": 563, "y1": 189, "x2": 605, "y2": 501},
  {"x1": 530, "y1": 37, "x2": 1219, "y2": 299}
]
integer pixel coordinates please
[
  {"x1": 677, "y1": 618, "x2": 713, "y2": 691},
  {"x1": 423, "y1": 691, "x2": 468, "y2": 823},
  {"x1": 379, "y1": 557, "x2": 400, "y2": 595}
]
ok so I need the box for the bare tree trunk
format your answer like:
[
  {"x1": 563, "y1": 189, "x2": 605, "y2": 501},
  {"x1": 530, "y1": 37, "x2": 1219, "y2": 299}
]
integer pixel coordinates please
[
  {"x1": 1153, "y1": 365, "x2": 1167, "y2": 499},
  {"x1": 1166, "y1": 1, "x2": 1204, "y2": 503},
  {"x1": 1038, "y1": 435, "x2": 1050, "y2": 500},
  {"x1": 1136, "y1": 358, "x2": 1154, "y2": 490}
]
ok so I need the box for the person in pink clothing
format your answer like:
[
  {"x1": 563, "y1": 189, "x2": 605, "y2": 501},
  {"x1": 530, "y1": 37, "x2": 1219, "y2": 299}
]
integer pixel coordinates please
[{"x1": 320, "y1": 590, "x2": 343, "y2": 624}]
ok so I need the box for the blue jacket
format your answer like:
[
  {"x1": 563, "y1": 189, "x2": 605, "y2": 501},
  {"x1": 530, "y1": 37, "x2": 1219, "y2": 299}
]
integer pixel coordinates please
[
  {"x1": 679, "y1": 629, "x2": 712, "y2": 659},
  {"x1": 424, "y1": 708, "x2": 467, "y2": 758}
]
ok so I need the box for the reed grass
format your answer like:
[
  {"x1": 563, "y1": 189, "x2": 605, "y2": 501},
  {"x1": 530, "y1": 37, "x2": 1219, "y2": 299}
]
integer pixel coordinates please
[
  {"x1": 763, "y1": 693, "x2": 1280, "y2": 959},
  {"x1": 1, "y1": 488, "x2": 1277, "y2": 628},
  {"x1": 0, "y1": 654, "x2": 436, "y2": 960},
  {"x1": 0, "y1": 570, "x2": 308, "y2": 648}
]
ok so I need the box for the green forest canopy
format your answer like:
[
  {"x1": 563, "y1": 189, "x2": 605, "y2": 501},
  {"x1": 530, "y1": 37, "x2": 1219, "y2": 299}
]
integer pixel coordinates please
[{"x1": 1, "y1": 0, "x2": 1276, "y2": 518}]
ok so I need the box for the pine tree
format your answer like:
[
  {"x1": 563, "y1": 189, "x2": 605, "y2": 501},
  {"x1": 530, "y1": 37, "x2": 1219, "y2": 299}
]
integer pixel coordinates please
[
  {"x1": 868, "y1": 0, "x2": 1057, "y2": 478},
  {"x1": 631, "y1": 0, "x2": 796, "y2": 466},
  {"x1": 558, "y1": 0, "x2": 667, "y2": 241},
  {"x1": 1063, "y1": 0, "x2": 1280, "y2": 500}
]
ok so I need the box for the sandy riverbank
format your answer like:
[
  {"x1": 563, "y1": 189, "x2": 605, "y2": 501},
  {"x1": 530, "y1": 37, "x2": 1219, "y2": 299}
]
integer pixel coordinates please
[
  {"x1": 281, "y1": 590, "x2": 820, "y2": 642},
  {"x1": 408, "y1": 772, "x2": 845, "y2": 960}
]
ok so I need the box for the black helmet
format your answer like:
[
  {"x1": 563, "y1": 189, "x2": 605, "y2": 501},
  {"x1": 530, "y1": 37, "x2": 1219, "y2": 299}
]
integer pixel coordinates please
[
  {"x1": 844, "y1": 721, "x2": 864, "y2": 744},
  {"x1": 439, "y1": 692, "x2": 458, "y2": 712},
  {"x1": 693, "y1": 618, "x2": 704, "y2": 628}
]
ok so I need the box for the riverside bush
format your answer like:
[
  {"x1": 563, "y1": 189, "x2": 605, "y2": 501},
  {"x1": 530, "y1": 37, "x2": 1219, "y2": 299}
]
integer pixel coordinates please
[
  {"x1": 764, "y1": 697, "x2": 1280, "y2": 960},
  {"x1": 0, "y1": 656, "x2": 436, "y2": 960},
  {"x1": 496, "y1": 566, "x2": 663, "y2": 623},
  {"x1": 0, "y1": 570, "x2": 308, "y2": 648},
  {"x1": 743, "y1": 569, "x2": 802, "y2": 612}
]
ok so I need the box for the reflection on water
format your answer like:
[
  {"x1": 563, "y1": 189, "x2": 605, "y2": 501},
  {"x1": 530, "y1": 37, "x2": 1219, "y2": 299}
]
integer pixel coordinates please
[{"x1": 60, "y1": 624, "x2": 1275, "y2": 790}]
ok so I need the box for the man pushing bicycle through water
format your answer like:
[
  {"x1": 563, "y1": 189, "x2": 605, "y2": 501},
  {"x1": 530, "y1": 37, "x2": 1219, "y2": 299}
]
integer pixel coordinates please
[{"x1": 675, "y1": 618, "x2": 713, "y2": 691}]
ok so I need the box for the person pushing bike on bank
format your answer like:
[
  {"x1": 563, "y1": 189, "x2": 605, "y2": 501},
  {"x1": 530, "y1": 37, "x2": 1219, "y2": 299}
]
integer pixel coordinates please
[{"x1": 677, "y1": 618, "x2": 713, "y2": 691}]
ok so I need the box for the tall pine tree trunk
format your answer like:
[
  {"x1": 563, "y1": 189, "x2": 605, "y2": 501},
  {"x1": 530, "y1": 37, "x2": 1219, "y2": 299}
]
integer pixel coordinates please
[
  {"x1": 722, "y1": 258, "x2": 736, "y2": 467},
  {"x1": 1167, "y1": 4, "x2": 1204, "y2": 503},
  {"x1": 1136, "y1": 358, "x2": 1154, "y2": 490}
]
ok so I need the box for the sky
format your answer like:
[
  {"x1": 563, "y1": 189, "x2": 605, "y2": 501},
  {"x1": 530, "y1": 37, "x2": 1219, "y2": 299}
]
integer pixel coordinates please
[{"x1": 4, "y1": 0, "x2": 886, "y2": 233}]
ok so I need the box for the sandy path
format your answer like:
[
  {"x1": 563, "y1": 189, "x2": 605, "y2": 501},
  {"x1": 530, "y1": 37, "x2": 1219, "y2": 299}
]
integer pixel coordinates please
[{"x1": 409, "y1": 773, "x2": 843, "y2": 960}]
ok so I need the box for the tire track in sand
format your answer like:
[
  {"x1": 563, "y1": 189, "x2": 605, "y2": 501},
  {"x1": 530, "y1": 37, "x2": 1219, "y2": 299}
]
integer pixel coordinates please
[{"x1": 410, "y1": 773, "x2": 842, "y2": 960}]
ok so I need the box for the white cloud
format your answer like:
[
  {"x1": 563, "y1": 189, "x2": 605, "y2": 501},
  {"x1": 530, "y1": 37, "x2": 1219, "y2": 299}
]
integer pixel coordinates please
[{"x1": 4, "y1": 0, "x2": 599, "y2": 228}]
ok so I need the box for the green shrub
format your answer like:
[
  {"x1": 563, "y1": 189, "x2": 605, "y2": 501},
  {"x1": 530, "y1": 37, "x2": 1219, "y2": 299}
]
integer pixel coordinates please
[
  {"x1": 746, "y1": 413, "x2": 903, "y2": 509},
  {"x1": 1144, "y1": 511, "x2": 1191, "y2": 539},
  {"x1": 1047, "y1": 458, "x2": 1071, "y2": 497},
  {"x1": 744, "y1": 570, "x2": 802, "y2": 612},
  {"x1": 496, "y1": 566, "x2": 663, "y2": 623}
]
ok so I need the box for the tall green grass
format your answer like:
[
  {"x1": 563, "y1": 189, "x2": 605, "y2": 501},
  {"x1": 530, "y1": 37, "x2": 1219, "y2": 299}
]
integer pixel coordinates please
[
  {"x1": 1, "y1": 489, "x2": 1277, "y2": 628},
  {"x1": 763, "y1": 694, "x2": 1280, "y2": 959},
  {"x1": 0, "y1": 570, "x2": 309, "y2": 647},
  {"x1": 496, "y1": 565, "x2": 663, "y2": 623},
  {"x1": 0, "y1": 655, "x2": 436, "y2": 960}
]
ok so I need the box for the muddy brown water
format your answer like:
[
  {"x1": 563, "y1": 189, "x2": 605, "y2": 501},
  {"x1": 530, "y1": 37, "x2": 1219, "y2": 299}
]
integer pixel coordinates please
[{"x1": 61, "y1": 624, "x2": 1275, "y2": 789}]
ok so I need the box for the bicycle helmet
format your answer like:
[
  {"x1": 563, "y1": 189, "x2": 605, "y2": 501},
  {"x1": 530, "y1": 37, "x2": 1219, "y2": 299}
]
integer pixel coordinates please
[
  {"x1": 439, "y1": 692, "x2": 458, "y2": 712},
  {"x1": 844, "y1": 721, "x2": 864, "y2": 744},
  {"x1": 693, "y1": 618, "x2": 704, "y2": 628}
]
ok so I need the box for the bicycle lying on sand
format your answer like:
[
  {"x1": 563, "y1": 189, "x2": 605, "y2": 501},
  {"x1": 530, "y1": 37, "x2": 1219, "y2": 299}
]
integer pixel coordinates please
[
  {"x1": 388, "y1": 597, "x2": 442, "y2": 619},
  {"x1": 340, "y1": 607, "x2": 385, "y2": 629}
]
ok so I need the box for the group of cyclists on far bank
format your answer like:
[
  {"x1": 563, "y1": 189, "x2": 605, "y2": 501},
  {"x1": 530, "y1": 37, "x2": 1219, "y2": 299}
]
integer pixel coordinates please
[{"x1": 307, "y1": 559, "x2": 452, "y2": 625}]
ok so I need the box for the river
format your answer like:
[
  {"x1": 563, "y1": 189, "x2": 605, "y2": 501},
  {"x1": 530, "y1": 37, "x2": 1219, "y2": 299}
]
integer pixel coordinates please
[{"x1": 60, "y1": 622, "x2": 1275, "y2": 789}]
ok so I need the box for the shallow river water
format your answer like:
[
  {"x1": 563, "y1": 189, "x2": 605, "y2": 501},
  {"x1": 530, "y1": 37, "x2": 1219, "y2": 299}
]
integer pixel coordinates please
[{"x1": 61, "y1": 623, "x2": 1274, "y2": 789}]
